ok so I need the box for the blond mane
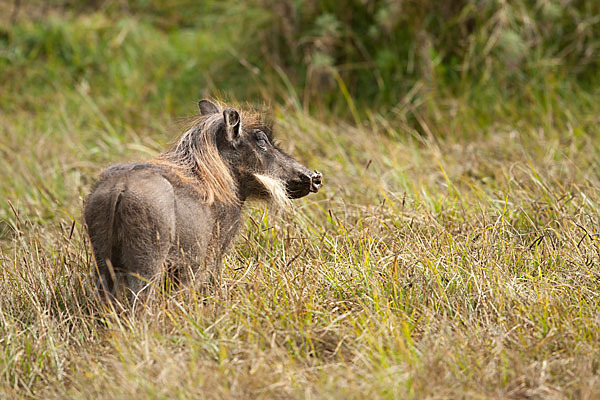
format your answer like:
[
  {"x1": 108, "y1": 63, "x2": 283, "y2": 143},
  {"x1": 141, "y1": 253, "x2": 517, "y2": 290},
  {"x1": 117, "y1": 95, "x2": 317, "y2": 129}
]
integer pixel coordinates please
[{"x1": 153, "y1": 103, "x2": 264, "y2": 205}]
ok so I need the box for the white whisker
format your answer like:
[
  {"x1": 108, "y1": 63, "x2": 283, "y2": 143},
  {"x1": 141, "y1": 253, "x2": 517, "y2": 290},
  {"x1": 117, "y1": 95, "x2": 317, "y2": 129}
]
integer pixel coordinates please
[{"x1": 254, "y1": 174, "x2": 292, "y2": 210}]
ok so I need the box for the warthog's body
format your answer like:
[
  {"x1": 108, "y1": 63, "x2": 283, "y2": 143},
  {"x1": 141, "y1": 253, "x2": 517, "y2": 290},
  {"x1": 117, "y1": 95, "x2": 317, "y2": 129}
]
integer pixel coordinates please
[{"x1": 85, "y1": 100, "x2": 321, "y2": 301}]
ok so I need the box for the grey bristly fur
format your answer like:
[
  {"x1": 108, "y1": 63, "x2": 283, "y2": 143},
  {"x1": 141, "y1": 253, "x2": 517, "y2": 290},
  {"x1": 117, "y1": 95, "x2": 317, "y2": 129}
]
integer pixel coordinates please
[{"x1": 84, "y1": 99, "x2": 323, "y2": 304}]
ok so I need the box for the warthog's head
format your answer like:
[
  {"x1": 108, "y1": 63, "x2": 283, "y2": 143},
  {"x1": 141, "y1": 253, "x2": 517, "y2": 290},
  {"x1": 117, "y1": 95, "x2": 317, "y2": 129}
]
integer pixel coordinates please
[{"x1": 197, "y1": 99, "x2": 322, "y2": 205}]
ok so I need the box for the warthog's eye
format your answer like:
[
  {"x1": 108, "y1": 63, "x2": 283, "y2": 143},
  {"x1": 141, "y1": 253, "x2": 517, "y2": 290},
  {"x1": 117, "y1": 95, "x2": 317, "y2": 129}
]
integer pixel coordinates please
[{"x1": 255, "y1": 130, "x2": 269, "y2": 150}]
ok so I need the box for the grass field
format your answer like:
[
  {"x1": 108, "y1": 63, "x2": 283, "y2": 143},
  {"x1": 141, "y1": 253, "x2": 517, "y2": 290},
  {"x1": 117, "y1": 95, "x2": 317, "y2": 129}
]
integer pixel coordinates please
[{"x1": 1, "y1": 2, "x2": 600, "y2": 399}]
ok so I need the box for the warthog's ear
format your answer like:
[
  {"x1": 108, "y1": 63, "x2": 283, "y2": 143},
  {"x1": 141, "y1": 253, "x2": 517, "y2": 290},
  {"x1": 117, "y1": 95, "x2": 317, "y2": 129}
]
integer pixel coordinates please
[
  {"x1": 223, "y1": 107, "x2": 241, "y2": 142},
  {"x1": 198, "y1": 99, "x2": 220, "y2": 115}
]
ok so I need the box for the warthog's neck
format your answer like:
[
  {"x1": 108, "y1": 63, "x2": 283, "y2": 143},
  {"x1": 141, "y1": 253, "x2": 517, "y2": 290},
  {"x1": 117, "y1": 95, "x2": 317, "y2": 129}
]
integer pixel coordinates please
[{"x1": 206, "y1": 198, "x2": 245, "y2": 261}]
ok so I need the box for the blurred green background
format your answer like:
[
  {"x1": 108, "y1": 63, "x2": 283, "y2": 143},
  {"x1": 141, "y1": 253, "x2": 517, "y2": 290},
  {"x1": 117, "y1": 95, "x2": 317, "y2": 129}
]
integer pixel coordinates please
[{"x1": 2, "y1": 0, "x2": 599, "y2": 124}]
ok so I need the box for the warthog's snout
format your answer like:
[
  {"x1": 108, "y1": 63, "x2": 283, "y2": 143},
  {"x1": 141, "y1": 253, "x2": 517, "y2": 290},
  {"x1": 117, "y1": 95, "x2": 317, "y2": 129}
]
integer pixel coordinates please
[
  {"x1": 309, "y1": 170, "x2": 322, "y2": 193},
  {"x1": 288, "y1": 169, "x2": 323, "y2": 198}
]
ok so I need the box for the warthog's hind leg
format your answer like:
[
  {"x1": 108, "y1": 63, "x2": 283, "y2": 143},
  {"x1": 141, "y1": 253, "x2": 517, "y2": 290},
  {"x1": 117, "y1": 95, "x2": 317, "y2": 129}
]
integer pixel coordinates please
[{"x1": 114, "y1": 173, "x2": 176, "y2": 305}]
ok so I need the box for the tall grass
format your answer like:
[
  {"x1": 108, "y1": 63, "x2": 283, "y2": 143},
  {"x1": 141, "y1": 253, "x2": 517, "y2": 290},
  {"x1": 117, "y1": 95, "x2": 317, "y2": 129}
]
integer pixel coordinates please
[{"x1": 1, "y1": 2, "x2": 600, "y2": 398}]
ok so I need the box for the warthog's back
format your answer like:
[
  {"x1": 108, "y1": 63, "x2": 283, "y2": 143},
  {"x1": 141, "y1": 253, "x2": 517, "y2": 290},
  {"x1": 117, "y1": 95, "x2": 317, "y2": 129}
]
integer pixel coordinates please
[{"x1": 85, "y1": 162, "x2": 243, "y2": 300}]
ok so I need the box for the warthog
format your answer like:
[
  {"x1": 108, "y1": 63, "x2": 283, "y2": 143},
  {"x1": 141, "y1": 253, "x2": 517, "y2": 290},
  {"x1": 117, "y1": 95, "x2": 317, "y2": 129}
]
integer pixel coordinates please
[{"x1": 84, "y1": 99, "x2": 322, "y2": 302}]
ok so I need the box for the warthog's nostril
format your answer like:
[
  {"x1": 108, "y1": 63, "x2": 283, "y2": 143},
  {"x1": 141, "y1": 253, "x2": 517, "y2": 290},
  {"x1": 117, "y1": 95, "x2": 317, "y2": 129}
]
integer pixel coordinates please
[{"x1": 309, "y1": 170, "x2": 322, "y2": 193}]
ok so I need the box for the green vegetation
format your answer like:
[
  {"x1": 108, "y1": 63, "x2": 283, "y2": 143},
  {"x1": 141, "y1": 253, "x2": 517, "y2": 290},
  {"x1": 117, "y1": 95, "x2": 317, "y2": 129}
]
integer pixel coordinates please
[{"x1": 1, "y1": 1, "x2": 599, "y2": 398}]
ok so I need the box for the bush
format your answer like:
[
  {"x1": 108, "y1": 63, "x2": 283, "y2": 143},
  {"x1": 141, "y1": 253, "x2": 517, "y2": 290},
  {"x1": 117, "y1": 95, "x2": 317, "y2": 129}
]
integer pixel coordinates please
[{"x1": 247, "y1": 0, "x2": 600, "y2": 108}]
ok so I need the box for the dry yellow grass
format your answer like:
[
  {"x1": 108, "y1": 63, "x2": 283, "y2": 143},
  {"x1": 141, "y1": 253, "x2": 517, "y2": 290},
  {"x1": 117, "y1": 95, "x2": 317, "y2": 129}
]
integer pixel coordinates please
[{"x1": 2, "y1": 104, "x2": 600, "y2": 398}]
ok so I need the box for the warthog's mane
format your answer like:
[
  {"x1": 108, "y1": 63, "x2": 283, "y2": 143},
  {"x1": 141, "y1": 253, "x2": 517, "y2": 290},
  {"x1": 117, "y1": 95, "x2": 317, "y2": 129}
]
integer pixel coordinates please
[{"x1": 152, "y1": 103, "x2": 265, "y2": 205}]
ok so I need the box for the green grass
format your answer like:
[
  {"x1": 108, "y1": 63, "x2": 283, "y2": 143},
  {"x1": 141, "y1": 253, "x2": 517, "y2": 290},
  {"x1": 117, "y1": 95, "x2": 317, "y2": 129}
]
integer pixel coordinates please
[{"x1": 1, "y1": 4, "x2": 600, "y2": 399}]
